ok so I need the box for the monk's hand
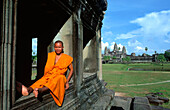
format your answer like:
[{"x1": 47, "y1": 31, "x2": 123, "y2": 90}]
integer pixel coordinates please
[{"x1": 65, "y1": 82, "x2": 69, "y2": 90}]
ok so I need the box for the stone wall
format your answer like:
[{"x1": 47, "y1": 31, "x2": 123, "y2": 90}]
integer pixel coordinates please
[{"x1": 131, "y1": 56, "x2": 153, "y2": 63}]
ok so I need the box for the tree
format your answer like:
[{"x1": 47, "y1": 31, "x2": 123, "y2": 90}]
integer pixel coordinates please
[
  {"x1": 145, "y1": 47, "x2": 148, "y2": 52},
  {"x1": 112, "y1": 56, "x2": 117, "y2": 59},
  {"x1": 103, "y1": 56, "x2": 110, "y2": 61},
  {"x1": 32, "y1": 49, "x2": 37, "y2": 64},
  {"x1": 155, "y1": 51, "x2": 157, "y2": 54},
  {"x1": 157, "y1": 54, "x2": 166, "y2": 66},
  {"x1": 164, "y1": 51, "x2": 170, "y2": 61},
  {"x1": 146, "y1": 54, "x2": 150, "y2": 57},
  {"x1": 126, "y1": 56, "x2": 131, "y2": 63},
  {"x1": 122, "y1": 56, "x2": 131, "y2": 63},
  {"x1": 118, "y1": 47, "x2": 121, "y2": 51},
  {"x1": 122, "y1": 58, "x2": 126, "y2": 62}
]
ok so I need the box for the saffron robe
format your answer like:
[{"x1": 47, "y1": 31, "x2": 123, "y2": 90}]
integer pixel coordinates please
[{"x1": 30, "y1": 52, "x2": 73, "y2": 106}]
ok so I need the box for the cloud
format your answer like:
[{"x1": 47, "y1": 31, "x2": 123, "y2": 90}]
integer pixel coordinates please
[
  {"x1": 101, "y1": 41, "x2": 109, "y2": 51},
  {"x1": 134, "y1": 46, "x2": 155, "y2": 55},
  {"x1": 164, "y1": 40, "x2": 170, "y2": 43},
  {"x1": 115, "y1": 29, "x2": 141, "y2": 39},
  {"x1": 131, "y1": 10, "x2": 170, "y2": 37},
  {"x1": 115, "y1": 10, "x2": 170, "y2": 41},
  {"x1": 110, "y1": 42, "x2": 115, "y2": 51},
  {"x1": 160, "y1": 49, "x2": 166, "y2": 53},
  {"x1": 133, "y1": 46, "x2": 145, "y2": 53},
  {"x1": 164, "y1": 32, "x2": 170, "y2": 43},
  {"x1": 128, "y1": 40, "x2": 142, "y2": 47},
  {"x1": 135, "y1": 46, "x2": 144, "y2": 50},
  {"x1": 103, "y1": 31, "x2": 113, "y2": 37},
  {"x1": 117, "y1": 44, "x2": 123, "y2": 50}
]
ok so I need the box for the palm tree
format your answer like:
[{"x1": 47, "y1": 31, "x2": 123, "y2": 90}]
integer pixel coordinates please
[
  {"x1": 145, "y1": 47, "x2": 148, "y2": 52},
  {"x1": 118, "y1": 47, "x2": 121, "y2": 51}
]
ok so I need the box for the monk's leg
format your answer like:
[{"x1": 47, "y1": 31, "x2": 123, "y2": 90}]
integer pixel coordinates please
[
  {"x1": 16, "y1": 81, "x2": 22, "y2": 93},
  {"x1": 22, "y1": 86, "x2": 33, "y2": 96},
  {"x1": 33, "y1": 86, "x2": 49, "y2": 98},
  {"x1": 16, "y1": 81, "x2": 33, "y2": 96},
  {"x1": 28, "y1": 87, "x2": 33, "y2": 94}
]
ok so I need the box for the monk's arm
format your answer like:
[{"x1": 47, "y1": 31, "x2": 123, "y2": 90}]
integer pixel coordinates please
[{"x1": 66, "y1": 63, "x2": 73, "y2": 83}]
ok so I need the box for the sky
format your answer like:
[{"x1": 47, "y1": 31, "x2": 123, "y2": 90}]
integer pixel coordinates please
[
  {"x1": 101, "y1": 0, "x2": 170, "y2": 55},
  {"x1": 32, "y1": 38, "x2": 37, "y2": 56}
]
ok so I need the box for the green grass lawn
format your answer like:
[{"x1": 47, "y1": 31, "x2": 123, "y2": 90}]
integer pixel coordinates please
[
  {"x1": 31, "y1": 68, "x2": 37, "y2": 80},
  {"x1": 102, "y1": 63, "x2": 170, "y2": 108}
]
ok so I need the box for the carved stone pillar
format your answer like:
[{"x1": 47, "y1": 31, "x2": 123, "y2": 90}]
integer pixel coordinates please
[
  {"x1": 73, "y1": 8, "x2": 83, "y2": 93},
  {"x1": 0, "y1": 0, "x2": 14, "y2": 109},
  {"x1": 96, "y1": 27, "x2": 102, "y2": 80}
]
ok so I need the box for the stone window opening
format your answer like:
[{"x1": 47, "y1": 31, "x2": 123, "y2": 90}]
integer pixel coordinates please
[{"x1": 31, "y1": 38, "x2": 38, "y2": 80}]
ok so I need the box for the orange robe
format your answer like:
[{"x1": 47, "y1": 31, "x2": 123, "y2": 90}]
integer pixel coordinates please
[{"x1": 30, "y1": 52, "x2": 73, "y2": 106}]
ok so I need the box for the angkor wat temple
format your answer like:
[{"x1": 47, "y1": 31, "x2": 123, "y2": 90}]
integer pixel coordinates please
[
  {"x1": 104, "y1": 43, "x2": 127, "y2": 62},
  {"x1": 103, "y1": 43, "x2": 158, "y2": 63}
]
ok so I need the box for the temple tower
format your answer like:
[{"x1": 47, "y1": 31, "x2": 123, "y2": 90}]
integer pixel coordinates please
[
  {"x1": 122, "y1": 46, "x2": 126, "y2": 54},
  {"x1": 113, "y1": 43, "x2": 118, "y2": 52},
  {"x1": 104, "y1": 46, "x2": 107, "y2": 55}
]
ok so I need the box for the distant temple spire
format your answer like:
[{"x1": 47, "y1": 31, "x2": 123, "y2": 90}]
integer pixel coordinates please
[
  {"x1": 113, "y1": 43, "x2": 118, "y2": 51},
  {"x1": 104, "y1": 46, "x2": 107, "y2": 55},
  {"x1": 122, "y1": 46, "x2": 126, "y2": 54},
  {"x1": 108, "y1": 48, "x2": 110, "y2": 52}
]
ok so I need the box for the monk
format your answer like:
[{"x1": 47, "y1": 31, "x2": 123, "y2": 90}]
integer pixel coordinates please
[{"x1": 21, "y1": 40, "x2": 73, "y2": 106}]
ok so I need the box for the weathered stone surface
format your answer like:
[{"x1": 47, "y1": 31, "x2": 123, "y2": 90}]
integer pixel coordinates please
[
  {"x1": 112, "y1": 96, "x2": 132, "y2": 110},
  {"x1": 133, "y1": 97, "x2": 151, "y2": 110},
  {"x1": 151, "y1": 105, "x2": 170, "y2": 110},
  {"x1": 89, "y1": 89, "x2": 115, "y2": 110},
  {"x1": 146, "y1": 93, "x2": 169, "y2": 106},
  {"x1": 103, "y1": 89, "x2": 115, "y2": 98},
  {"x1": 90, "y1": 95, "x2": 111, "y2": 110},
  {"x1": 134, "y1": 97, "x2": 150, "y2": 104}
]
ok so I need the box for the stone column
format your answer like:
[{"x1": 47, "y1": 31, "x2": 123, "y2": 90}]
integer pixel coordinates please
[
  {"x1": 96, "y1": 28, "x2": 102, "y2": 80},
  {"x1": 12, "y1": 0, "x2": 18, "y2": 105},
  {"x1": 73, "y1": 8, "x2": 83, "y2": 93},
  {"x1": 0, "y1": 0, "x2": 14, "y2": 109}
]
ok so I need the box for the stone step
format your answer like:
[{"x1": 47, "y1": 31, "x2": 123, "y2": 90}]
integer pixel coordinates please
[
  {"x1": 89, "y1": 89, "x2": 115, "y2": 110},
  {"x1": 151, "y1": 105, "x2": 170, "y2": 110},
  {"x1": 133, "y1": 96, "x2": 152, "y2": 110},
  {"x1": 111, "y1": 96, "x2": 132, "y2": 110}
]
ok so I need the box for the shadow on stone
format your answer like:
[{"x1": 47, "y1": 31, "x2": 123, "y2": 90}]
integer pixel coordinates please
[{"x1": 110, "y1": 106, "x2": 124, "y2": 110}]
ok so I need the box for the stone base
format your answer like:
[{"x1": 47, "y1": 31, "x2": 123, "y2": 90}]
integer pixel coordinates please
[
  {"x1": 12, "y1": 73, "x2": 169, "y2": 110},
  {"x1": 90, "y1": 94, "x2": 152, "y2": 110}
]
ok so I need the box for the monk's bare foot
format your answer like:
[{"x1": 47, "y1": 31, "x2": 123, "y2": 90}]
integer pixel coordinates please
[
  {"x1": 22, "y1": 85, "x2": 29, "y2": 96},
  {"x1": 33, "y1": 88, "x2": 39, "y2": 97}
]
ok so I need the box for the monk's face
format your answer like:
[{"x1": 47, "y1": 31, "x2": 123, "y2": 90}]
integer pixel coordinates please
[{"x1": 54, "y1": 42, "x2": 64, "y2": 55}]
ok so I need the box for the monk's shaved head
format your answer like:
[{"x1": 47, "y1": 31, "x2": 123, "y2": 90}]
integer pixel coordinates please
[
  {"x1": 54, "y1": 40, "x2": 63, "y2": 47},
  {"x1": 54, "y1": 40, "x2": 64, "y2": 54}
]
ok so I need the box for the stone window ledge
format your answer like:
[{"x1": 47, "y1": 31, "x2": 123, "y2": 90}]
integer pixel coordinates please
[{"x1": 12, "y1": 82, "x2": 75, "y2": 110}]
